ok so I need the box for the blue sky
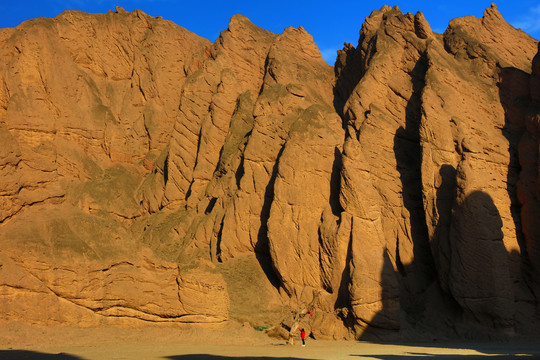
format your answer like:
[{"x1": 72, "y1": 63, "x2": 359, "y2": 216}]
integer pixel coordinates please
[{"x1": 1, "y1": 1, "x2": 539, "y2": 64}]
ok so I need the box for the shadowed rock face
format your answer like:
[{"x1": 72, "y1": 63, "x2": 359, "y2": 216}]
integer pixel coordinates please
[{"x1": 1, "y1": 4, "x2": 539, "y2": 340}]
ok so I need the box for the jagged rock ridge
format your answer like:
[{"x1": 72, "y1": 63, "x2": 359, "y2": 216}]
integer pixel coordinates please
[{"x1": 0, "y1": 4, "x2": 539, "y2": 340}]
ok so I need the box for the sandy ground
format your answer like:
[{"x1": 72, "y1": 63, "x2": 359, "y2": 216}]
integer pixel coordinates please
[
  {"x1": 4, "y1": 341, "x2": 540, "y2": 360},
  {"x1": 1, "y1": 322, "x2": 540, "y2": 360}
]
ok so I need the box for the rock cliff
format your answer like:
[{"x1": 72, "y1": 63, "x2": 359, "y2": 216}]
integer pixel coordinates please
[{"x1": 1, "y1": 4, "x2": 539, "y2": 340}]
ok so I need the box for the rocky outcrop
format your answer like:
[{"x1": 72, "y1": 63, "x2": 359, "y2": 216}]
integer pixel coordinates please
[
  {"x1": 0, "y1": 6, "x2": 222, "y2": 327},
  {"x1": 0, "y1": 250, "x2": 229, "y2": 325},
  {"x1": 1, "y1": 4, "x2": 540, "y2": 341},
  {"x1": 334, "y1": 3, "x2": 540, "y2": 339},
  {"x1": 0, "y1": 250, "x2": 229, "y2": 327},
  {"x1": 0, "y1": 6, "x2": 210, "y2": 224}
]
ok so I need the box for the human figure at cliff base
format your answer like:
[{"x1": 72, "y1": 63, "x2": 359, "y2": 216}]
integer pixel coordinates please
[{"x1": 300, "y1": 328, "x2": 306, "y2": 347}]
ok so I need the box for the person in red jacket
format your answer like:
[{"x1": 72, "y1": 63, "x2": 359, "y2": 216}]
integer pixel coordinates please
[{"x1": 300, "y1": 328, "x2": 306, "y2": 347}]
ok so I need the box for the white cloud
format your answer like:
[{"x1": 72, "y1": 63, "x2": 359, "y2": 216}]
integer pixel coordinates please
[{"x1": 511, "y1": 4, "x2": 540, "y2": 38}]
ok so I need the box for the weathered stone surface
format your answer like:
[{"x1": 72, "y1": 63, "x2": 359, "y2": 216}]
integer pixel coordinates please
[
  {"x1": 419, "y1": 4, "x2": 538, "y2": 334},
  {"x1": 0, "y1": 249, "x2": 229, "y2": 325},
  {"x1": 1, "y1": 4, "x2": 540, "y2": 342},
  {"x1": 335, "y1": 4, "x2": 539, "y2": 338},
  {"x1": 335, "y1": 6, "x2": 432, "y2": 337},
  {"x1": 0, "y1": 7, "x2": 210, "y2": 224},
  {"x1": 0, "y1": 8, "x2": 223, "y2": 328},
  {"x1": 521, "y1": 44, "x2": 540, "y2": 280}
]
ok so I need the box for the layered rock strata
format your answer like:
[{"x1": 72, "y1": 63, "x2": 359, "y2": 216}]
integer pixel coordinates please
[{"x1": 1, "y1": 4, "x2": 540, "y2": 340}]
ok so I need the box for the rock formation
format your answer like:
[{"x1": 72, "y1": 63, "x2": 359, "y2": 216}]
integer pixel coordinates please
[{"x1": 1, "y1": 4, "x2": 540, "y2": 341}]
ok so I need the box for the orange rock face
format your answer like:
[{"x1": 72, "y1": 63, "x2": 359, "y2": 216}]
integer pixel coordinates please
[{"x1": 1, "y1": 5, "x2": 539, "y2": 340}]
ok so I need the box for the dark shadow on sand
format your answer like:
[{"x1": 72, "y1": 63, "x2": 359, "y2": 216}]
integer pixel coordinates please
[
  {"x1": 350, "y1": 341, "x2": 540, "y2": 359},
  {"x1": 0, "y1": 350, "x2": 85, "y2": 360},
  {"x1": 351, "y1": 354, "x2": 540, "y2": 359},
  {"x1": 165, "y1": 355, "x2": 316, "y2": 360}
]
